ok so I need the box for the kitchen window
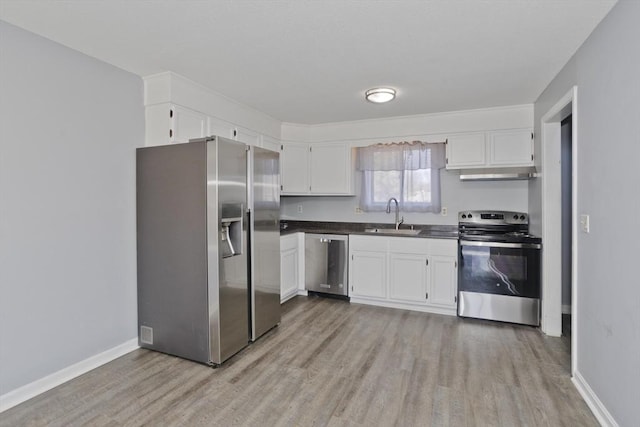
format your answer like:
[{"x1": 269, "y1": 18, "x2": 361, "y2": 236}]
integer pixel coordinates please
[{"x1": 356, "y1": 141, "x2": 445, "y2": 212}]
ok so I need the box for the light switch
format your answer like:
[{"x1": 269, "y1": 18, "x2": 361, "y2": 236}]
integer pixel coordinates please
[{"x1": 580, "y1": 214, "x2": 590, "y2": 233}]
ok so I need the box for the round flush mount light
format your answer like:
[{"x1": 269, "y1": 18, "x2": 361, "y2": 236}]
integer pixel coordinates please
[{"x1": 365, "y1": 87, "x2": 396, "y2": 103}]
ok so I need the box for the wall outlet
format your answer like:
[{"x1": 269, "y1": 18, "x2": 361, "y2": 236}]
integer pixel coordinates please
[
  {"x1": 441, "y1": 207, "x2": 448, "y2": 216},
  {"x1": 297, "y1": 204, "x2": 303, "y2": 213},
  {"x1": 580, "y1": 214, "x2": 590, "y2": 233},
  {"x1": 355, "y1": 207, "x2": 363, "y2": 214}
]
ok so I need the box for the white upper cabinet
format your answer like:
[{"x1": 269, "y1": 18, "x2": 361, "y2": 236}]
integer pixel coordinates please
[
  {"x1": 234, "y1": 126, "x2": 260, "y2": 146},
  {"x1": 207, "y1": 116, "x2": 235, "y2": 140},
  {"x1": 488, "y1": 129, "x2": 534, "y2": 166},
  {"x1": 281, "y1": 142, "x2": 310, "y2": 194},
  {"x1": 260, "y1": 135, "x2": 281, "y2": 152},
  {"x1": 281, "y1": 142, "x2": 352, "y2": 195},
  {"x1": 171, "y1": 105, "x2": 207, "y2": 143},
  {"x1": 145, "y1": 103, "x2": 206, "y2": 146},
  {"x1": 446, "y1": 133, "x2": 486, "y2": 168},
  {"x1": 446, "y1": 128, "x2": 533, "y2": 169},
  {"x1": 309, "y1": 143, "x2": 352, "y2": 195}
]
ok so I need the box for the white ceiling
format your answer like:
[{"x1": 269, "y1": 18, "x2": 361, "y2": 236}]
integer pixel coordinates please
[{"x1": 0, "y1": 0, "x2": 617, "y2": 124}]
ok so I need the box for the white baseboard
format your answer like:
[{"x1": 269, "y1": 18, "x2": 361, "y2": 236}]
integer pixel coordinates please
[
  {"x1": 297, "y1": 289, "x2": 308, "y2": 296},
  {"x1": 280, "y1": 288, "x2": 298, "y2": 303},
  {"x1": 562, "y1": 304, "x2": 572, "y2": 314},
  {"x1": 572, "y1": 371, "x2": 618, "y2": 427},
  {"x1": 0, "y1": 338, "x2": 139, "y2": 413}
]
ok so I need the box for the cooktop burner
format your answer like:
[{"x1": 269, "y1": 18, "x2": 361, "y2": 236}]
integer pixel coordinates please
[{"x1": 458, "y1": 210, "x2": 541, "y2": 244}]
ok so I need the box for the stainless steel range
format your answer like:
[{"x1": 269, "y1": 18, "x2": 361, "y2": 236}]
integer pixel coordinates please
[{"x1": 457, "y1": 211, "x2": 542, "y2": 326}]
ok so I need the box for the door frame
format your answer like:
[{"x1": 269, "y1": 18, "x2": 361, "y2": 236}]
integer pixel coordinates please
[{"x1": 540, "y1": 86, "x2": 578, "y2": 376}]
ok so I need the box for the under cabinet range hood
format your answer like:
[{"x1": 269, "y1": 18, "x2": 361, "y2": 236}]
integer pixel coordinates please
[{"x1": 459, "y1": 167, "x2": 538, "y2": 181}]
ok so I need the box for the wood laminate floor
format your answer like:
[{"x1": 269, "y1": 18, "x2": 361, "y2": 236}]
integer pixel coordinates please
[{"x1": 1, "y1": 296, "x2": 595, "y2": 427}]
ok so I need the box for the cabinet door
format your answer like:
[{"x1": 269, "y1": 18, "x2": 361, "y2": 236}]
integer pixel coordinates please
[
  {"x1": 428, "y1": 255, "x2": 457, "y2": 308},
  {"x1": 235, "y1": 126, "x2": 260, "y2": 146},
  {"x1": 281, "y1": 142, "x2": 310, "y2": 194},
  {"x1": 388, "y1": 253, "x2": 428, "y2": 303},
  {"x1": 309, "y1": 143, "x2": 352, "y2": 194},
  {"x1": 488, "y1": 129, "x2": 534, "y2": 166},
  {"x1": 171, "y1": 105, "x2": 206, "y2": 143},
  {"x1": 261, "y1": 135, "x2": 281, "y2": 152},
  {"x1": 446, "y1": 133, "x2": 486, "y2": 169},
  {"x1": 208, "y1": 116, "x2": 235, "y2": 140},
  {"x1": 350, "y1": 250, "x2": 387, "y2": 298},
  {"x1": 280, "y1": 246, "x2": 299, "y2": 302}
]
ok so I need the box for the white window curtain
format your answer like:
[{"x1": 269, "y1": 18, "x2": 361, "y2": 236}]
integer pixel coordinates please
[{"x1": 356, "y1": 141, "x2": 446, "y2": 213}]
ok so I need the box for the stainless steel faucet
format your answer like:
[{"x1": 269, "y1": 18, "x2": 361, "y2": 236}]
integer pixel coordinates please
[{"x1": 386, "y1": 197, "x2": 404, "y2": 230}]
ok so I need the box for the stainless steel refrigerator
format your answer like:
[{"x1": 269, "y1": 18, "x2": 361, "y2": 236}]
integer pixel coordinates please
[{"x1": 136, "y1": 136, "x2": 280, "y2": 365}]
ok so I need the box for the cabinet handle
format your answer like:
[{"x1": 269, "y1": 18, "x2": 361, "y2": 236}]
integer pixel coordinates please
[
  {"x1": 454, "y1": 296, "x2": 457, "y2": 303},
  {"x1": 426, "y1": 292, "x2": 429, "y2": 299},
  {"x1": 425, "y1": 259, "x2": 429, "y2": 266},
  {"x1": 169, "y1": 129, "x2": 173, "y2": 138},
  {"x1": 454, "y1": 261, "x2": 457, "y2": 268}
]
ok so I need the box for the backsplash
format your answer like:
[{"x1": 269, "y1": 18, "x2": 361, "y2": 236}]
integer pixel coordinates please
[{"x1": 280, "y1": 170, "x2": 529, "y2": 225}]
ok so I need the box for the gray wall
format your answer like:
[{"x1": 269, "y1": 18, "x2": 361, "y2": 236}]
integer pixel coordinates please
[
  {"x1": 0, "y1": 21, "x2": 143, "y2": 394},
  {"x1": 282, "y1": 169, "x2": 529, "y2": 224},
  {"x1": 529, "y1": 1, "x2": 640, "y2": 424}
]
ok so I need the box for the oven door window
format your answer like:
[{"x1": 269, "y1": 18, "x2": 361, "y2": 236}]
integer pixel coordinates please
[{"x1": 458, "y1": 244, "x2": 540, "y2": 298}]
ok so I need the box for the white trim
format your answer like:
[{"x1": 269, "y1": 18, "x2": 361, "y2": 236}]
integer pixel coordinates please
[
  {"x1": 0, "y1": 338, "x2": 139, "y2": 413},
  {"x1": 281, "y1": 104, "x2": 533, "y2": 130},
  {"x1": 350, "y1": 297, "x2": 456, "y2": 316},
  {"x1": 296, "y1": 289, "x2": 309, "y2": 297},
  {"x1": 562, "y1": 304, "x2": 572, "y2": 314},
  {"x1": 540, "y1": 87, "x2": 577, "y2": 350},
  {"x1": 572, "y1": 371, "x2": 619, "y2": 427},
  {"x1": 570, "y1": 89, "x2": 579, "y2": 377}
]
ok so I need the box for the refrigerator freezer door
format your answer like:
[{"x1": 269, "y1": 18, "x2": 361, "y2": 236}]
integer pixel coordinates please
[
  {"x1": 208, "y1": 138, "x2": 250, "y2": 364},
  {"x1": 137, "y1": 142, "x2": 211, "y2": 364},
  {"x1": 250, "y1": 146, "x2": 281, "y2": 341}
]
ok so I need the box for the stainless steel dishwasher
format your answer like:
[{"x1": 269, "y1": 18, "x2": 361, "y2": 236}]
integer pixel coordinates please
[{"x1": 305, "y1": 234, "x2": 349, "y2": 297}]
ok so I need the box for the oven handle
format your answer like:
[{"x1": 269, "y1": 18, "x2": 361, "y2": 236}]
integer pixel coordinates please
[{"x1": 459, "y1": 240, "x2": 542, "y2": 250}]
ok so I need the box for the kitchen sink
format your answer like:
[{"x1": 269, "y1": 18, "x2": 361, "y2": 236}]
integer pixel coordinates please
[{"x1": 364, "y1": 228, "x2": 421, "y2": 236}]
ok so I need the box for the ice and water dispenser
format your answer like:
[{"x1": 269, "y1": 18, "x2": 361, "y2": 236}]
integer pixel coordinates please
[{"x1": 220, "y1": 203, "x2": 243, "y2": 258}]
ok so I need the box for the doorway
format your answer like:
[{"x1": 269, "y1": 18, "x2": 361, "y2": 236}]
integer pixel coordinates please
[
  {"x1": 561, "y1": 115, "x2": 573, "y2": 338},
  {"x1": 540, "y1": 86, "x2": 578, "y2": 376}
]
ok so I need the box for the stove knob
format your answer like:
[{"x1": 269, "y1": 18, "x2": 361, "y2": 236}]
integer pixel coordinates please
[
  {"x1": 468, "y1": 213, "x2": 473, "y2": 218},
  {"x1": 513, "y1": 215, "x2": 518, "y2": 220},
  {"x1": 520, "y1": 215, "x2": 526, "y2": 220},
  {"x1": 461, "y1": 214, "x2": 467, "y2": 219}
]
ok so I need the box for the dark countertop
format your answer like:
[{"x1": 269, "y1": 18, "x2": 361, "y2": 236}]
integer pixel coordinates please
[{"x1": 280, "y1": 220, "x2": 459, "y2": 240}]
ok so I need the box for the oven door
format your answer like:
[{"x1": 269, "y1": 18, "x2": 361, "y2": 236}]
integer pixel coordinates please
[{"x1": 457, "y1": 240, "x2": 541, "y2": 325}]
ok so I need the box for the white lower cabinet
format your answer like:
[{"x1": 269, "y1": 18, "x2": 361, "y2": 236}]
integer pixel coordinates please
[
  {"x1": 350, "y1": 250, "x2": 387, "y2": 298},
  {"x1": 349, "y1": 235, "x2": 458, "y2": 315},
  {"x1": 428, "y1": 255, "x2": 458, "y2": 309},
  {"x1": 280, "y1": 233, "x2": 302, "y2": 303}
]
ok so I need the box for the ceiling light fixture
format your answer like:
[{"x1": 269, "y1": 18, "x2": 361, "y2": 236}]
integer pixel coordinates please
[{"x1": 365, "y1": 87, "x2": 396, "y2": 103}]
